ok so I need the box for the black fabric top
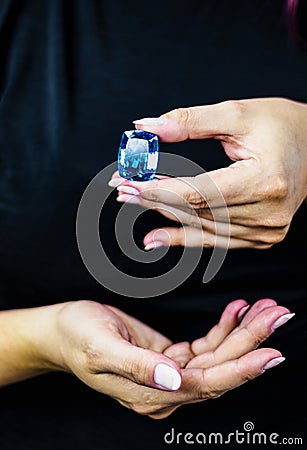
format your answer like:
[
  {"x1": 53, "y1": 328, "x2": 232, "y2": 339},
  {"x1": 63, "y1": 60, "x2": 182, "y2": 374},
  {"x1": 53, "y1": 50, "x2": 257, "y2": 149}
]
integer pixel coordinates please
[
  {"x1": 0, "y1": 0, "x2": 306, "y2": 315},
  {"x1": 0, "y1": 2, "x2": 306, "y2": 448}
]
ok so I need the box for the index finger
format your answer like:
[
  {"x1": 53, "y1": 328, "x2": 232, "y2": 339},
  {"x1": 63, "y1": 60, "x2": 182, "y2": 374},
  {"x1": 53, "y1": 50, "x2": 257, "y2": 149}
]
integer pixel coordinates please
[{"x1": 133, "y1": 101, "x2": 247, "y2": 142}]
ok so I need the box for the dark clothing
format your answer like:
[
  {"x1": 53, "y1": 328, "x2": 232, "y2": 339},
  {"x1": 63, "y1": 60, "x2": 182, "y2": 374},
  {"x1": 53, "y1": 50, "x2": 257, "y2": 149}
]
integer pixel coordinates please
[{"x1": 0, "y1": 1, "x2": 306, "y2": 449}]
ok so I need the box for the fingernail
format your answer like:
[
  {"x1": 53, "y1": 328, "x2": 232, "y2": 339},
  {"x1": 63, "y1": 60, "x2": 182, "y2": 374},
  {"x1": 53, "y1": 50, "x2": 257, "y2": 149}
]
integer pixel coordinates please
[
  {"x1": 108, "y1": 178, "x2": 123, "y2": 188},
  {"x1": 154, "y1": 364, "x2": 181, "y2": 390},
  {"x1": 263, "y1": 356, "x2": 285, "y2": 371},
  {"x1": 117, "y1": 186, "x2": 140, "y2": 196},
  {"x1": 117, "y1": 194, "x2": 140, "y2": 204},
  {"x1": 272, "y1": 313, "x2": 295, "y2": 330},
  {"x1": 144, "y1": 241, "x2": 164, "y2": 251},
  {"x1": 133, "y1": 117, "x2": 166, "y2": 126},
  {"x1": 237, "y1": 305, "x2": 250, "y2": 320}
]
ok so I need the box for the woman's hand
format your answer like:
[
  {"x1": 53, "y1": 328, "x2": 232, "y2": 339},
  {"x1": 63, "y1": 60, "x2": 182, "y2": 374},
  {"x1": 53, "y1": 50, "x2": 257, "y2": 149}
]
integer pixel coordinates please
[
  {"x1": 111, "y1": 98, "x2": 307, "y2": 249},
  {"x1": 98, "y1": 298, "x2": 293, "y2": 419},
  {"x1": 51, "y1": 298, "x2": 292, "y2": 419},
  {"x1": 0, "y1": 298, "x2": 294, "y2": 419}
]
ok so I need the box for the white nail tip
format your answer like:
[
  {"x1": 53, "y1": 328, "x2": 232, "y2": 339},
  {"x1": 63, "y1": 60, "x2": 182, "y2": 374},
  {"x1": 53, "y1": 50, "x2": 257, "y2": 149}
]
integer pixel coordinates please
[
  {"x1": 144, "y1": 241, "x2": 164, "y2": 251},
  {"x1": 133, "y1": 117, "x2": 165, "y2": 125},
  {"x1": 272, "y1": 313, "x2": 295, "y2": 330},
  {"x1": 154, "y1": 363, "x2": 181, "y2": 390},
  {"x1": 117, "y1": 186, "x2": 139, "y2": 196},
  {"x1": 108, "y1": 179, "x2": 123, "y2": 187},
  {"x1": 237, "y1": 305, "x2": 250, "y2": 320},
  {"x1": 263, "y1": 356, "x2": 285, "y2": 371}
]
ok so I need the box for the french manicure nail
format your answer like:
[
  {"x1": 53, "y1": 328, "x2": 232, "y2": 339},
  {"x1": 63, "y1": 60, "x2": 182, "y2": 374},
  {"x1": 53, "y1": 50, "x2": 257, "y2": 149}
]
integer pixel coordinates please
[
  {"x1": 154, "y1": 363, "x2": 181, "y2": 390},
  {"x1": 237, "y1": 305, "x2": 250, "y2": 320},
  {"x1": 263, "y1": 356, "x2": 285, "y2": 371},
  {"x1": 272, "y1": 313, "x2": 295, "y2": 330},
  {"x1": 117, "y1": 186, "x2": 140, "y2": 196},
  {"x1": 117, "y1": 194, "x2": 140, "y2": 204},
  {"x1": 108, "y1": 178, "x2": 123, "y2": 188},
  {"x1": 133, "y1": 117, "x2": 166, "y2": 126},
  {"x1": 144, "y1": 241, "x2": 164, "y2": 251}
]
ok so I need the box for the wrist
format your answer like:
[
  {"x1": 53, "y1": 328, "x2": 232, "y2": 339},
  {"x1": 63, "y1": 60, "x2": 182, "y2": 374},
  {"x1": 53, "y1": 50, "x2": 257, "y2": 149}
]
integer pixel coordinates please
[
  {"x1": 24, "y1": 302, "x2": 72, "y2": 373},
  {"x1": 0, "y1": 302, "x2": 71, "y2": 386}
]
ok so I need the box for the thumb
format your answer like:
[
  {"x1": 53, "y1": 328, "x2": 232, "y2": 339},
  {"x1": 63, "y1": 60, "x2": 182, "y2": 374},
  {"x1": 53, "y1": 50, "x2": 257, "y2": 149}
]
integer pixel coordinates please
[
  {"x1": 108, "y1": 340, "x2": 182, "y2": 391},
  {"x1": 133, "y1": 100, "x2": 246, "y2": 142}
]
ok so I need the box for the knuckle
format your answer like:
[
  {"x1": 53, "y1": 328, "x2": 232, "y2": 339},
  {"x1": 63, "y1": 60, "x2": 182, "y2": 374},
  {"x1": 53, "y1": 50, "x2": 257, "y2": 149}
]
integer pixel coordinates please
[
  {"x1": 223, "y1": 100, "x2": 247, "y2": 122},
  {"x1": 142, "y1": 188, "x2": 158, "y2": 203},
  {"x1": 243, "y1": 325, "x2": 266, "y2": 348},
  {"x1": 197, "y1": 372, "x2": 221, "y2": 401},
  {"x1": 186, "y1": 189, "x2": 207, "y2": 209},
  {"x1": 262, "y1": 174, "x2": 289, "y2": 201},
  {"x1": 165, "y1": 107, "x2": 192, "y2": 129},
  {"x1": 131, "y1": 393, "x2": 162, "y2": 416},
  {"x1": 270, "y1": 174, "x2": 289, "y2": 200},
  {"x1": 83, "y1": 345, "x2": 103, "y2": 373},
  {"x1": 255, "y1": 226, "x2": 289, "y2": 245},
  {"x1": 203, "y1": 388, "x2": 222, "y2": 400},
  {"x1": 174, "y1": 107, "x2": 192, "y2": 128},
  {"x1": 123, "y1": 358, "x2": 145, "y2": 383},
  {"x1": 235, "y1": 359, "x2": 255, "y2": 382}
]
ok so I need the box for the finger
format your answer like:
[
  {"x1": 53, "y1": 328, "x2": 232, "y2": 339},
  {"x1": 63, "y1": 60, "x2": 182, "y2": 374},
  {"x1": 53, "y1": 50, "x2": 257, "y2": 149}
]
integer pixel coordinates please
[
  {"x1": 121, "y1": 176, "x2": 199, "y2": 208},
  {"x1": 163, "y1": 342, "x2": 195, "y2": 369},
  {"x1": 108, "y1": 175, "x2": 127, "y2": 188},
  {"x1": 191, "y1": 298, "x2": 278, "y2": 357},
  {"x1": 191, "y1": 300, "x2": 249, "y2": 356},
  {"x1": 237, "y1": 298, "x2": 277, "y2": 328},
  {"x1": 187, "y1": 306, "x2": 294, "y2": 369},
  {"x1": 116, "y1": 191, "x2": 285, "y2": 247},
  {"x1": 108, "y1": 172, "x2": 171, "y2": 188},
  {"x1": 119, "y1": 160, "x2": 261, "y2": 211},
  {"x1": 116, "y1": 190, "x2": 264, "y2": 241},
  {"x1": 115, "y1": 192, "x2": 273, "y2": 249},
  {"x1": 142, "y1": 226, "x2": 265, "y2": 250},
  {"x1": 184, "y1": 348, "x2": 285, "y2": 400},
  {"x1": 94, "y1": 349, "x2": 285, "y2": 417},
  {"x1": 116, "y1": 190, "x2": 282, "y2": 245},
  {"x1": 91, "y1": 371, "x2": 180, "y2": 418},
  {"x1": 133, "y1": 101, "x2": 247, "y2": 142},
  {"x1": 103, "y1": 340, "x2": 182, "y2": 391}
]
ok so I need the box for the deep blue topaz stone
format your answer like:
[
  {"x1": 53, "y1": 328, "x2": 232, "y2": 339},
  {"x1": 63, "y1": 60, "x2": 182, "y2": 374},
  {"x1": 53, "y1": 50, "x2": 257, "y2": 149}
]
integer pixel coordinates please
[{"x1": 118, "y1": 130, "x2": 159, "y2": 181}]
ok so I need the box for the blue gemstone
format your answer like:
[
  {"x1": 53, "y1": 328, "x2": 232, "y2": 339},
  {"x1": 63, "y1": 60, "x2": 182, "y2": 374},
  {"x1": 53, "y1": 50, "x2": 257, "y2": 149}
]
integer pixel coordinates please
[{"x1": 118, "y1": 130, "x2": 159, "y2": 181}]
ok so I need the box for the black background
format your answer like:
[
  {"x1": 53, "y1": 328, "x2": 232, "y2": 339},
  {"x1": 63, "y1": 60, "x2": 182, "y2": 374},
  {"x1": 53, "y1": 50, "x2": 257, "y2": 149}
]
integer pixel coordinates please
[{"x1": 0, "y1": 1, "x2": 306, "y2": 449}]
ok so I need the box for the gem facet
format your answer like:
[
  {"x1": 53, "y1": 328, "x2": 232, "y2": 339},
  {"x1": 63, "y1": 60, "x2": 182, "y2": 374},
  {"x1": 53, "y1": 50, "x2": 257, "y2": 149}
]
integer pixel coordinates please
[{"x1": 118, "y1": 130, "x2": 159, "y2": 181}]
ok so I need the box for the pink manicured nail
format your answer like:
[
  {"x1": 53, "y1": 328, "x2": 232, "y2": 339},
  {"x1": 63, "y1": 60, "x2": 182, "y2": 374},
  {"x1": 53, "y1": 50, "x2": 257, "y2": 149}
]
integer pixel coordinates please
[
  {"x1": 272, "y1": 313, "x2": 295, "y2": 330},
  {"x1": 262, "y1": 356, "x2": 285, "y2": 371},
  {"x1": 117, "y1": 186, "x2": 140, "y2": 196},
  {"x1": 144, "y1": 241, "x2": 164, "y2": 251},
  {"x1": 117, "y1": 194, "x2": 140, "y2": 205},
  {"x1": 237, "y1": 305, "x2": 250, "y2": 320}
]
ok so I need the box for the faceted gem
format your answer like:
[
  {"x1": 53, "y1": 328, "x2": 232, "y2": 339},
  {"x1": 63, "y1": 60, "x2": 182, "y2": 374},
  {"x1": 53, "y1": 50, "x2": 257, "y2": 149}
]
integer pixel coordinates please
[{"x1": 118, "y1": 130, "x2": 159, "y2": 181}]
